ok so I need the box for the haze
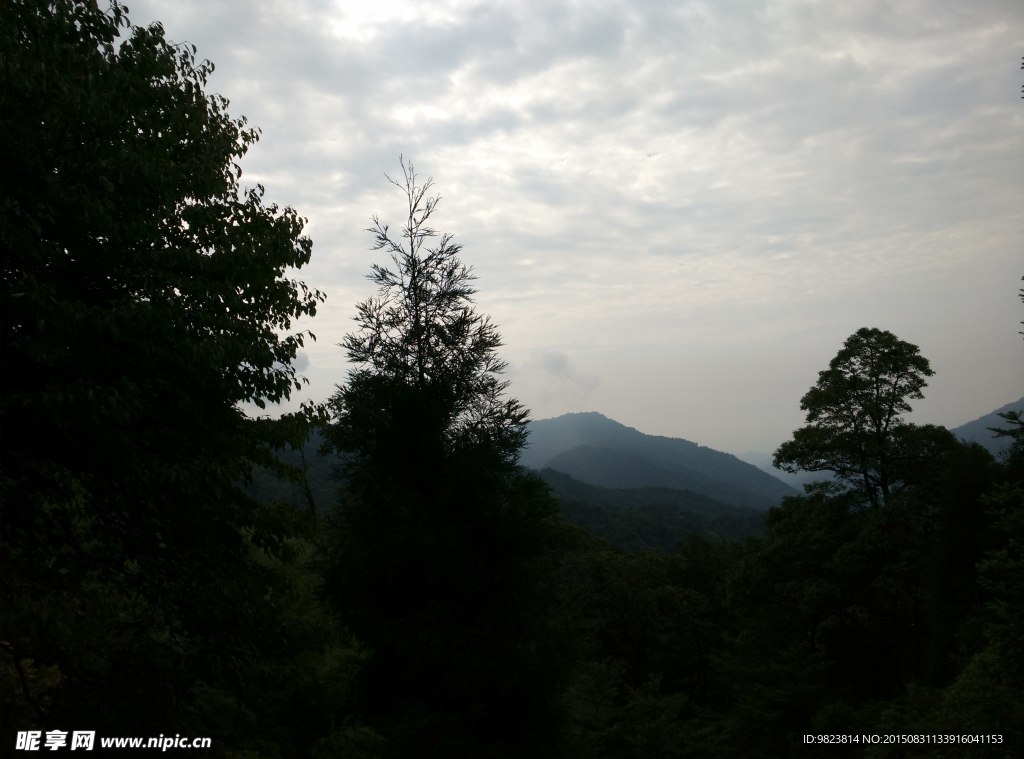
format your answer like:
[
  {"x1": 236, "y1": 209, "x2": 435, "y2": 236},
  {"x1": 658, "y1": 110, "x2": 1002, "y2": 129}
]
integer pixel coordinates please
[{"x1": 128, "y1": 0, "x2": 1024, "y2": 454}]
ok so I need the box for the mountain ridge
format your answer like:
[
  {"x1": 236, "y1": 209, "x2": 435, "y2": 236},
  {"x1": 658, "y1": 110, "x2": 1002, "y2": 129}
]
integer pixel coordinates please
[
  {"x1": 521, "y1": 411, "x2": 797, "y2": 510},
  {"x1": 949, "y1": 397, "x2": 1024, "y2": 456},
  {"x1": 539, "y1": 467, "x2": 764, "y2": 551}
]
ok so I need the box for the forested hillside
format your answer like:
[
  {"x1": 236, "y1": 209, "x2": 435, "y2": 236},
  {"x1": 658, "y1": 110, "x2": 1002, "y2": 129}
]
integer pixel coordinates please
[
  {"x1": 522, "y1": 412, "x2": 797, "y2": 509},
  {"x1": 538, "y1": 468, "x2": 765, "y2": 551},
  {"x1": 2, "y1": 4, "x2": 1021, "y2": 757}
]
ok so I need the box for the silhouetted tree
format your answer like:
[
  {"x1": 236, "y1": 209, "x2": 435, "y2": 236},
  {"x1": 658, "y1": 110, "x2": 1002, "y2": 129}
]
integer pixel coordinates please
[
  {"x1": 330, "y1": 158, "x2": 526, "y2": 466},
  {"x1": 773, "y1": 327, "x2": 949, "y2": 507},
  {"x1": 322, "y1": 159, "x2": 559, "y2": 757},
  {"x1": 1018, "y1": 273, "x2": 1023, "y2": 335},
  {"x1": 0, "y1": 0, "x2": 325, "y2": 743}
]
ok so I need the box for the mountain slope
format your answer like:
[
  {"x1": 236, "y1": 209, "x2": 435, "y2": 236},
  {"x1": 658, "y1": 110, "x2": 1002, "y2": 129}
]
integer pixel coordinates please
[
  {"x1": 540, "y1": 468, "x2": 764, "y2": 552},
  {"x1": 736, "y1": 451, "x2": 831, "y2": 490},
  {"x1": 950, "y1": 397, "x2": 1024, "y2": 456},
  {"x1": 521, "y1": 412, "x2": 797, "y2": 510}
]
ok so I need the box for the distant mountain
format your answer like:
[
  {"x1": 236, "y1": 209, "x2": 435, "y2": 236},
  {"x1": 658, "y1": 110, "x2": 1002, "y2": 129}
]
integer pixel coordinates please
[
  {"x1": 950, "y1": 397, "x2": 1024, "y2": 456},
  {"x1": 540, "y1": 468, "x2": 764, "y2": 552},
  {"x1": 247, "y1": 427, "x2": 338, "y2": 515},
  {"x1": 521, "y1": 412, "x2": 797, "y2": 510},
  {"x1": 735, "y1": 451, "x2": 831, "y2": 490}
]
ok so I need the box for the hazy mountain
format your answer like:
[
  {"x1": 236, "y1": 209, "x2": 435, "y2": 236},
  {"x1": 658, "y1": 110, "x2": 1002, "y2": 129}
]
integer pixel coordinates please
[
  {"x1": 735, "y1": 451, "x2": 831, "y2": 490},
  {"x1": 736, "y1": 397, "x2": 1024, "y2": 483},
  {"x1": 950, "y1": 397, "x2": 1024, "y2": 456},
  {"x1": 521, "y1": 412, "x2": 797, "y2": 510},
  {"x1": 540, "y1": 468, "x2": 764, "y2": 551},
  {"x1": 247, "y1": 427, "x2": 338, "y2": 514}
]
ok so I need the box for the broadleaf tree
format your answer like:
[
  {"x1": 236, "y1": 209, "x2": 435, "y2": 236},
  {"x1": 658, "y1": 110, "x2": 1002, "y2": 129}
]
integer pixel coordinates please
[
  {"x1": 322, "y1": 159, "x2": 561, "y2": 757},
  {"x1": 773, "y1": 327, "x2": 952, "y2": 507},
  {"x1": 0, "y1": 0, "x2": 325, "y2": 740}
]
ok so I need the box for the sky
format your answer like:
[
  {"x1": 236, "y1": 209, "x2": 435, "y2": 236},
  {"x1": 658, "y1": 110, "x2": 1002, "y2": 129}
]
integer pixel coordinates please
[{"x1": 126, "y1": 0, "x2": 1023, "y2": 455}]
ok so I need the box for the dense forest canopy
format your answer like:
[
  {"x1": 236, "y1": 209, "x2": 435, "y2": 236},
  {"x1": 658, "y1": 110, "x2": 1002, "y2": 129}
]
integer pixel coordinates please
[
  {"x1": 2, "y1": 3, "x2": 1022, "y2": 757},
  {"x1": 1, "y1": 0, "x2": 326, "y2": 743}
]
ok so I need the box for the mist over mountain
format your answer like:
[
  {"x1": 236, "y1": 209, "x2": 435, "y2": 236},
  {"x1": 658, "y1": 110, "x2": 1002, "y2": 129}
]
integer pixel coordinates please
[
  {"x1": 539, "y1": 468, "x2": 764, "y2": 552},
  {"x1": 950, "y1": 397, "x2": 1024, "y2": 456},
  {"x1": 255, "y1": 400, "x2": 1024, "y2": 517},
  {"x1": 735, "y1": 451, "x2": 830, "y2": 490},
  {"x1": 736, "y1": 397, "x2": 1024, "y2": 485},
  {"x1": 521, "y1": 412, "x2": 797, "y2": 511}
]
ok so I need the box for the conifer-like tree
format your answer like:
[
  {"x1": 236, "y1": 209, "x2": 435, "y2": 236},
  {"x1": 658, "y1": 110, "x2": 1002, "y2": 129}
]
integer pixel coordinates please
[
  {"x1": 323, "y1": 160, "x2": 559, "y2": 757},
  {"x1": 328, "y1": 158, "x2": 527, "y2": 476}
]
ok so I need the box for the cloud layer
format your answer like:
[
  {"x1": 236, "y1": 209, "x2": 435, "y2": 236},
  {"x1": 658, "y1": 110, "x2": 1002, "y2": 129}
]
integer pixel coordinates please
[{"x1": 128, "y1": 0, "x2": 1023, "y2": 452}]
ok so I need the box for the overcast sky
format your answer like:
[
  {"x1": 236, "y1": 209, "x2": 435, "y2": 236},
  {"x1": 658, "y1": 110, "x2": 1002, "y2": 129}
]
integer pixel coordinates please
[{"x1": 127, "y1": 0, "x2": 1023, "y2": 455}]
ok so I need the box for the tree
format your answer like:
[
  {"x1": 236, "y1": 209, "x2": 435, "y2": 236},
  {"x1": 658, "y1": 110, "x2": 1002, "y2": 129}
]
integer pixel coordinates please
[
  {"x1": 1, "y1": 0, "x2": 324, "y2": 740},
  {"x1": 321, "y1": 160, "x2": 560, "y2": 757},
  {"x1": 773, "y1": 327, "x2": 951, "y2": 507},
  {"x1": 1018, "y1": 274, "x2": 1023, "y2": 336},
  {"x1": 328, "y1": 157, "x2": 528, "y2": 474}
]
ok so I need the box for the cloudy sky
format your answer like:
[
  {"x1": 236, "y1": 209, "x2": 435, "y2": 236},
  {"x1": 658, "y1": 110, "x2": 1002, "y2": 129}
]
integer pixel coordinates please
[{"x1": 128, "y1": 0, "x2": 1023, "y2": 455}]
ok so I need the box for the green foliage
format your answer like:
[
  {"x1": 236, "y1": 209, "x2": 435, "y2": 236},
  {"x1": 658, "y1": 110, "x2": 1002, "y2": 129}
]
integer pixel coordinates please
[
  {"x1": 321, "y1": 160, "x2": 562, "y2": 757},
  {"x1": 4, "y1": 5, "x2": 1017, "y2": 750},
  {"x1": 546, "y1": 530, "x2": 741, "y2": 758},
  {"x1": 988, "y1": 407, "x2": 1024, "y2": 473},
  {"x1": 1018, "y1": 273, "x2": 1023, "y2": 336},
  {"x1": 516, "y1": 392, "x2": 1016, "y2": 757},
  {"x1": 0, "y1": 0, "x2": 327, "y2": 747},
  {"x1": 863, "y1": 409, "x2": 1024, "y2": 757},
  {"x1": 330, "y1": 158, "x2": 527, "y2": 473},
  {"x1": 541, "y1": 468, "x2": 764, "y2": 552},
  {"x1": 774, "y1": 327, "x2": 946, "y2": 507},
  {"x1": 947, "y1": 398, "x2": 1023, "y2": 457}
]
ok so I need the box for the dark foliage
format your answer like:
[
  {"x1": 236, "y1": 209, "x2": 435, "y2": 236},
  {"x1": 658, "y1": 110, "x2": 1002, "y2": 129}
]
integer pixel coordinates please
[
  {"x1": 951, "y1": 397, "x2": 1024, "y2": 457},
  {"x1": 0, "y1": 0, "x2": 333, "y2": 749},
  {"x1": 319, "y1": 160, "x2": 564, "y2": 757},
  {"x1": 540, "y1": 468, "x2": 764, "y2": 551},
  {"x1": 775, "y1": 327, "x2": 947, "y2": 507},
  {"x1": 4, "y1": 4, "x2": 1018, "y2": 753}
]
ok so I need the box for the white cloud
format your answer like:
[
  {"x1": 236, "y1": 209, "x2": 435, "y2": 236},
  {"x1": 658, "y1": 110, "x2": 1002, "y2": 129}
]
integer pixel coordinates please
[{"x1": 126, "y1": 0, "x2": 1024, "y2": 452}]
